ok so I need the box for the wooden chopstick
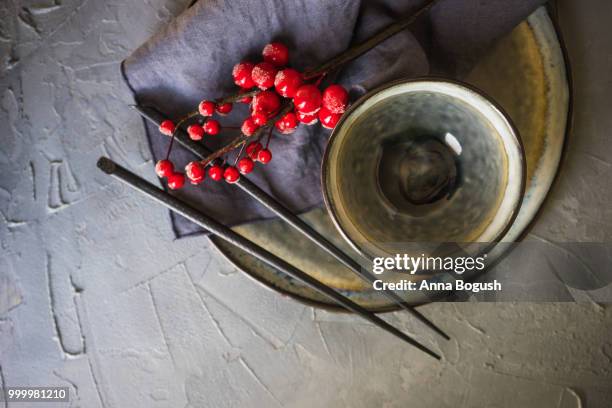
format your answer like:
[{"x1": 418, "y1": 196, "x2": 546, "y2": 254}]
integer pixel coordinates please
[{"x1": 97, "y1": 157, "x2": 442, "y2": 359}]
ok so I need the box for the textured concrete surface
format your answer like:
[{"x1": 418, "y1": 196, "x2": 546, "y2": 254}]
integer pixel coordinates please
[{"x1": 0, "y1": 1, "x2": 611, "y2": 407}]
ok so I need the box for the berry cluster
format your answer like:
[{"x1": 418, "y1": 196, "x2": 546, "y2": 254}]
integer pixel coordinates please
[{"x1": 156, "y1": 42, "x2": 349, "y2": 190}]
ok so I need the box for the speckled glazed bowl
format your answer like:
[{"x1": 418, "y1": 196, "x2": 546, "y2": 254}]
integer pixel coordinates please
[{"x1": 322, "y1": 79, "x2": 526, "y2": 260}]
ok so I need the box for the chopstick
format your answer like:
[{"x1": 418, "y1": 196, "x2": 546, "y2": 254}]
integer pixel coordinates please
[
  {"x1": 97, "y1": 157, "x2": 442, "y2": 360},
  {"x1": 132, "y1": 105, "x2": 450, "y2": 341}
]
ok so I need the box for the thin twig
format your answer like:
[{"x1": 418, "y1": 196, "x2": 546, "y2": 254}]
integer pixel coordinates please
[
  {"x1": 170, "y1": 0, "x2": 439, "y2": 160},
  {"x1": 234, "y1": 142, "x2": 247, "y2": 165},
  {"x1": 200, "y1": 103, "x2": 293, "y2": 165},
  {"x1": 166, "y1": 111, "x2": 199, "y2": 160},
  {"x1": 218, "y1": 88, "x2": 259, "y2": 105},
  {"x1": 303, "y1": 0, "x2": 440, "y2": 79},
  {"x1": 265, "y1": 127, "x2": 273, "y2": 149}
]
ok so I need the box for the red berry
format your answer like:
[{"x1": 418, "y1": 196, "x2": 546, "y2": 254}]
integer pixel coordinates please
[
  {"x1": 319, "y1": 107, "x2": 342, "y2": 129},
  {"x1": 241, "y1": 118, "x2": 259, "y2": 136},
  {"x1": 208, "y1": 165, "x2": 224, "y2": 181},
  {"x1": 198, "y1": 100, "x2": 215, "y2": 116},
  {"x1": 185, "y1": 161, "x2": 205, "y2": 184},
  {"x1": 294, "y1": 85, "x2": 322, "y2": 114},
  {"x1": 322, "y1": 84, "x2": 349, "y2": 114},
  {"x1": 275, "y1": 112, "x2": 298, "y2": 134},
  {"x1": 274, "y1": 68, "x2": 302, "y2": 98},
  {"x1": 187, "y1": 124, "x2": 205, "y2": 141},
  {"x1": 257, "y1": 149, "x2": 272, "y2": 164},
  {"x1": 223, "y1": 166, "x2": 240, "y2": 183},
  {"x1": 252, "y1": 91, "x2": 280, "y2": 115},
  {"x1": 204, "y1": 119, "x2": 221, "y2": 135},
  {"x1": 296, "y1": 111, "x2": 318, "y2": 125},
  {"x1": 251, "y1": 62, "x2": 277, "y2": 90},
  {"x1": 155, "y1": 159, "x2": 174, "y2": 178},
  {"x1": 159, "y1": 120, "x2": 175, "y2": 136},
  {"x1": 251, "y1": 113, "x2": 268, "y2": 126},
  {"x1": 246, "y1": 141, "x2": 263, "y2": 159},
  {"x1": 232, "y1": 61, "x2": 256, "y2": 89},
  {"x1": 237, "y1": 157, "x2": 255, "y2": 175},
  {"x1": 167, "y1": 172, "x2": 185, "y2": 190},
  {"x1": 262, "y1": 42, "x2": 289, "y2": 67},
  {"x1": 216, "y1": 103, "x2": 233, "y2": 115}
]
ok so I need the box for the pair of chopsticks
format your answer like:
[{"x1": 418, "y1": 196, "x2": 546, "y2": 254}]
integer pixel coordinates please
[
  {"x1": 97, "y1": 105, "x2": 450, "y2": 359},
  {"x1": 135, "y1": 106, "x2": 449, "y2": 337}
]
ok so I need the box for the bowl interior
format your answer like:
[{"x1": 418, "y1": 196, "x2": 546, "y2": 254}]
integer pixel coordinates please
[{"x1": 323, "y1": 80, "x2": 524, "y2": 259}]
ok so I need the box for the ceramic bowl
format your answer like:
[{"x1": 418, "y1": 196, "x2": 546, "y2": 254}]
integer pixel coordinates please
[{"x1": 322, "y1": 79, "x2": 526, "y2": 260}]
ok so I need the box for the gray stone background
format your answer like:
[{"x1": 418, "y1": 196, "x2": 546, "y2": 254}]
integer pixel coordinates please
[{"x1": 0, "y1": 0, "x2": 611, "y2": 407}]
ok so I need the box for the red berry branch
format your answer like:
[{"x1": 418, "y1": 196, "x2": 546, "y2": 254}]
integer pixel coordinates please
[{"x1": 154, "y1": 0, "x2": 439, "y2": 190}]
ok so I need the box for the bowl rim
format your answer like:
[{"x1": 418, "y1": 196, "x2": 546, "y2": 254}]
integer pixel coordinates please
[{"x1": 320, "y1": 76, "x2": 527, "y2": 261}]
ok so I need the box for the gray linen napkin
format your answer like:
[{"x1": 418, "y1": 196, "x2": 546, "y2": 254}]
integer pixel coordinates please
[{"x1": 122, "y1": 0, "x2": 545, "y2": 237}]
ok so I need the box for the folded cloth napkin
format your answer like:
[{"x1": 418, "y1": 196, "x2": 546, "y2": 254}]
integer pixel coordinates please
[{"x1": 122, "y1": 0, "x2": 545, "y2": 238}]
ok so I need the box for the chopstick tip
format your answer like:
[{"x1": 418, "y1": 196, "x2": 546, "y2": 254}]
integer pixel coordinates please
[{"x1": 97, "y1": 157, "x2": 116, "y2": 174}]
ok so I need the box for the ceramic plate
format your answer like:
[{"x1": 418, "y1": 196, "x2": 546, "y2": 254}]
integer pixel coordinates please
[{"x1": 210, "y1": 7, "x2": 570, "y2": 311}]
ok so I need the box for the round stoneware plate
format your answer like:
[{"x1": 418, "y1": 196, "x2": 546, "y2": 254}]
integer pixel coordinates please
[{"x1": 210, "y1": 7, "x2": 570, "y2": 311}]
